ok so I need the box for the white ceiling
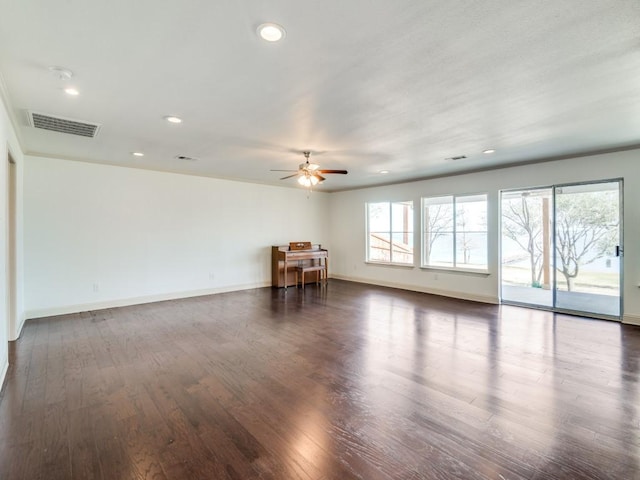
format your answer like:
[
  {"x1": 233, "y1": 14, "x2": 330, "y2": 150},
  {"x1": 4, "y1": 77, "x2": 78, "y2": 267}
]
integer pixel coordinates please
[{"x1": 1, "y1": 1, "x2": 639, "y2": 191}]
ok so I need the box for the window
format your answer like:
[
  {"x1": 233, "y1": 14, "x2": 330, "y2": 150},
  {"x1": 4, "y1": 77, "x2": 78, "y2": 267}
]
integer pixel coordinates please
[
  {"x1": 422, "y1": 194, "x2": 487, "y2": 270},
  {"x1": 367, "y1": 201, "x2": 414, "y2": 265}
]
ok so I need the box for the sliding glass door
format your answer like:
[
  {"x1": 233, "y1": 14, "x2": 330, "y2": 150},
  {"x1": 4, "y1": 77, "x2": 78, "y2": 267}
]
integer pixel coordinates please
[
  {"x1": 501, "y1": 188, "x2": 553, "y2": 308},
  {"x1": 501, "y1": 180, "x2": 622, "y2": 320},
  {"x1": 554, "y1": 181, "x2": 621, "y2": 317}
]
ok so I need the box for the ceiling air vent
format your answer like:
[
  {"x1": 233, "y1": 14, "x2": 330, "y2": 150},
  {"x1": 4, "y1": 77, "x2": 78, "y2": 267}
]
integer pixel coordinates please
[
  {"x1": 445, "y1": 155, "x2": 467, "y2": 161},
  {"x1": 175, "y1": 155, "x2": 197, "y2": 161},
  {"x1": 27, "y1": 111, "x2": 101, "y2": 138}
]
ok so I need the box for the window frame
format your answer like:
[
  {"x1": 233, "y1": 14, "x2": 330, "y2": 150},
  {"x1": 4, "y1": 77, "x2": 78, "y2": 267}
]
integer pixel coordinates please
[
  {"x1": 365, "y1": 200, "x2": 415, "y2": 266},
  {"x1": 420, "y1": 193, "x2": 489, "y2": 273}
]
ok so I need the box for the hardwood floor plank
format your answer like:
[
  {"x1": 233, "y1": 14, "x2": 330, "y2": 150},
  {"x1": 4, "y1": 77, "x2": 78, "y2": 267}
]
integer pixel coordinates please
[
  {"x1": 67, "y1": 407, "x2": 102, "y2": 480},
  {"x1": 35, "y1": 401, "x2": 71, "y2": 480}
]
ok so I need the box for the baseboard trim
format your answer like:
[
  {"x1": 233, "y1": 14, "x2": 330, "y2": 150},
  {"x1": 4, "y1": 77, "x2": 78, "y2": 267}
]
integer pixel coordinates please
[
  {"x1": 623, "y1": 314, "x2": 640, "y2": 326},
  {"x1": 9, "y1": 315, "x2": 27, "y2": 341},
  {"x1": 16, "y1": 316, "x2": 26, "y2": 338},
  {"x1": 0, "y1": 359, "x2": 8, "y2": 394},
  {"x1": 332, "y1": 274, "x2": 498, "y2": 305},
  {"x1": 25, "y1": 281, "x2": 272, "y2": 320}
]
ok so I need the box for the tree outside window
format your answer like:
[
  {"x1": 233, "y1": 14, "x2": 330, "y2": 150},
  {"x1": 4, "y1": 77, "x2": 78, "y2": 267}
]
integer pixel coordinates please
[{"x1": 502, "y1": 186, "x2": 618, "y2": 292}]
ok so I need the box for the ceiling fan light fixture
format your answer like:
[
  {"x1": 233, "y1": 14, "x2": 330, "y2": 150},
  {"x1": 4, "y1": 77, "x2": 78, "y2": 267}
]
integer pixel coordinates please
[
  {"x1": 257, "y1": 23, "x2": 286, "y2": 42},
  {"x1": 297, "y1": 173, "x2": 319, "y2": 187},
  {"x1": 280, "y1": 150, "x2": 347, "y2": 186}
]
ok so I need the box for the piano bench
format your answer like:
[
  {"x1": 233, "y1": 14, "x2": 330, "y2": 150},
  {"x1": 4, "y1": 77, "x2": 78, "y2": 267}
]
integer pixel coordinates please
[{"x1": 297, "y1": 265, "x2": 327, "y2": 289}]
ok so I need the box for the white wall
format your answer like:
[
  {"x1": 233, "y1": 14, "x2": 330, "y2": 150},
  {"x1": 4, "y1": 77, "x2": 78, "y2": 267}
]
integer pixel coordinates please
[
  {"x1": 0, "y1": 83, "x2": 25, "y2": 387},
  {"x1": 17, "y1": 135, "x2": 640, "y2": 326},
  {"x1": 329, "y1": 150, "x2": 640, "y2": 325},
  {"x1": 24, "y1": 156, "x2": 330, "y2": 318}
]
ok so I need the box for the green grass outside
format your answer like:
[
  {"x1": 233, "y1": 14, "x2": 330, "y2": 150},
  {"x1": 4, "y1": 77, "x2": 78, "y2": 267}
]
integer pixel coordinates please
[{"x1": 502, "y1": 265, "x2": 619, "y2": 294}]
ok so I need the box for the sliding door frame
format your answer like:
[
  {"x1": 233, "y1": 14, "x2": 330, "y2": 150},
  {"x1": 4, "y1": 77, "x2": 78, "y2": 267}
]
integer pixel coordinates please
[{"x1": 499, "y1": 178, "x2": 623, "y2": 321}]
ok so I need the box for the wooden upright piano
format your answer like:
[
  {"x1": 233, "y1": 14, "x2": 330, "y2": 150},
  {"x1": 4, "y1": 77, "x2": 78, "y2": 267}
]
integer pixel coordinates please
[{"x1": 271, "y1": 243, "x2": 328, "y2": 288}]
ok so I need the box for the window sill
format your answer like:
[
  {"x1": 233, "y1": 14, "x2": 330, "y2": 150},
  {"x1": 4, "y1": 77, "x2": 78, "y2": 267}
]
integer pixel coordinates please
[
  {"x1": 420, "y1": 266, "x2": 490, "y2": 276},
  {"x1": 365, "y1": 261, "x2": 415, "y2": 269}
]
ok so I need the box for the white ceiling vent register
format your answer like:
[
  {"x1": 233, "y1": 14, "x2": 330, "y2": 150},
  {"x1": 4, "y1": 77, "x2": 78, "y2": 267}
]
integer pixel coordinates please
[{"x1": 27, "y1": 111, "x2": 101, "y2": 138}]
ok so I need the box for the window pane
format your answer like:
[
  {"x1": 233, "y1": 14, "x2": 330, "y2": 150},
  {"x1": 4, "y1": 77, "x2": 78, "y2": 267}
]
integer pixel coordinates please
[
  {"x1": 455, "y1": 195, "x2": 487, "y2": 269},
  {"x1": 391, "y1": 201, "x2": 414, "y2": 233},
  {"x1": 455, "y1": 232, "x2": 487, "y2": 268},
  {"x1": 389, "y1": 201, "x2": 414, "y2": 264},
  {"x1": 368, "y1": 232, "x2": 391, "y2": 262},
  {"x1": 456, "y1": 195, "x2": 487, "y2": 231},
  {"x1": 428, "y1": 233, "x2": 454, "y2": 267},
  {"x1": 422, "y1": 197, "x2": 453, "y2": 266},
  {"x1": 368, "y1": 202, "x2": 390, "y2": 232},
  {"x1": 390, "y1": 232, "x2": 413, "y2": 264}
]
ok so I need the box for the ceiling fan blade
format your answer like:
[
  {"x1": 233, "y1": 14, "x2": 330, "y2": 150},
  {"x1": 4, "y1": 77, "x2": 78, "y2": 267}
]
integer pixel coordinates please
[
  {"x1": 315, "y1": 174, "x2": 326, "y2": 183},
  {"x1": 318, "y1": 169, "x2": 348, "y2": 174},
  {"x1": 271, "y1": 169, "x2": 298, "y2": 172},
  {"x1": 280, "y1": 174, "x2": 299, "y2": 180}
]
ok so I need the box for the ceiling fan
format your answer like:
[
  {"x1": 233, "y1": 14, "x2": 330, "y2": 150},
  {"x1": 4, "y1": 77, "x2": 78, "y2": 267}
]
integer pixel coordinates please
[{"x1": 271, "y1": 151, "x2": 348, "y2": 187}]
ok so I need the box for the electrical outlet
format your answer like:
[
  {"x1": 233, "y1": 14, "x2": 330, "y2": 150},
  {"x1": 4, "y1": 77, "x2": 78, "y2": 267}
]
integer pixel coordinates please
[
  {"x1": 209, "y1": 273, "x2": 215, "y2": 280},
  {"x1": 93, "y1": 283, "x2": 99, "y2": 292},
  {"x1": 434, "y1": 274, "x2": 439, "y2": 281}
]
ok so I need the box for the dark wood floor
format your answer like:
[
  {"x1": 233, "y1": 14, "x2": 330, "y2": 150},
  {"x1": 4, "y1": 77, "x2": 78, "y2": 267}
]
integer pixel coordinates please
[{"x1": 0, "y1": 280, "x2": 639, "y2": 480}]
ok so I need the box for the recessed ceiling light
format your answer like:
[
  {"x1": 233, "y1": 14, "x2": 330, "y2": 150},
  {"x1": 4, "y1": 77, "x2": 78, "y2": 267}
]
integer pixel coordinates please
[
  {"x1": 379, "y1": 170, "x2": 390, "y2": 174},
  {"x1": 64, "y1": 87, "x2": 79, "y2": 96},
  {"x1": 131, "y1": 152, "x2": 144, "y2": 157},
  {"x1": 164, "y1": 115, "x2": 182, "y2": 124},
  {"x1": 257, "y1": 23, "x2": 286, "y2": 42},
  {"x1": 483, "y1": 149, "x2": 496, "y2": 154}
]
